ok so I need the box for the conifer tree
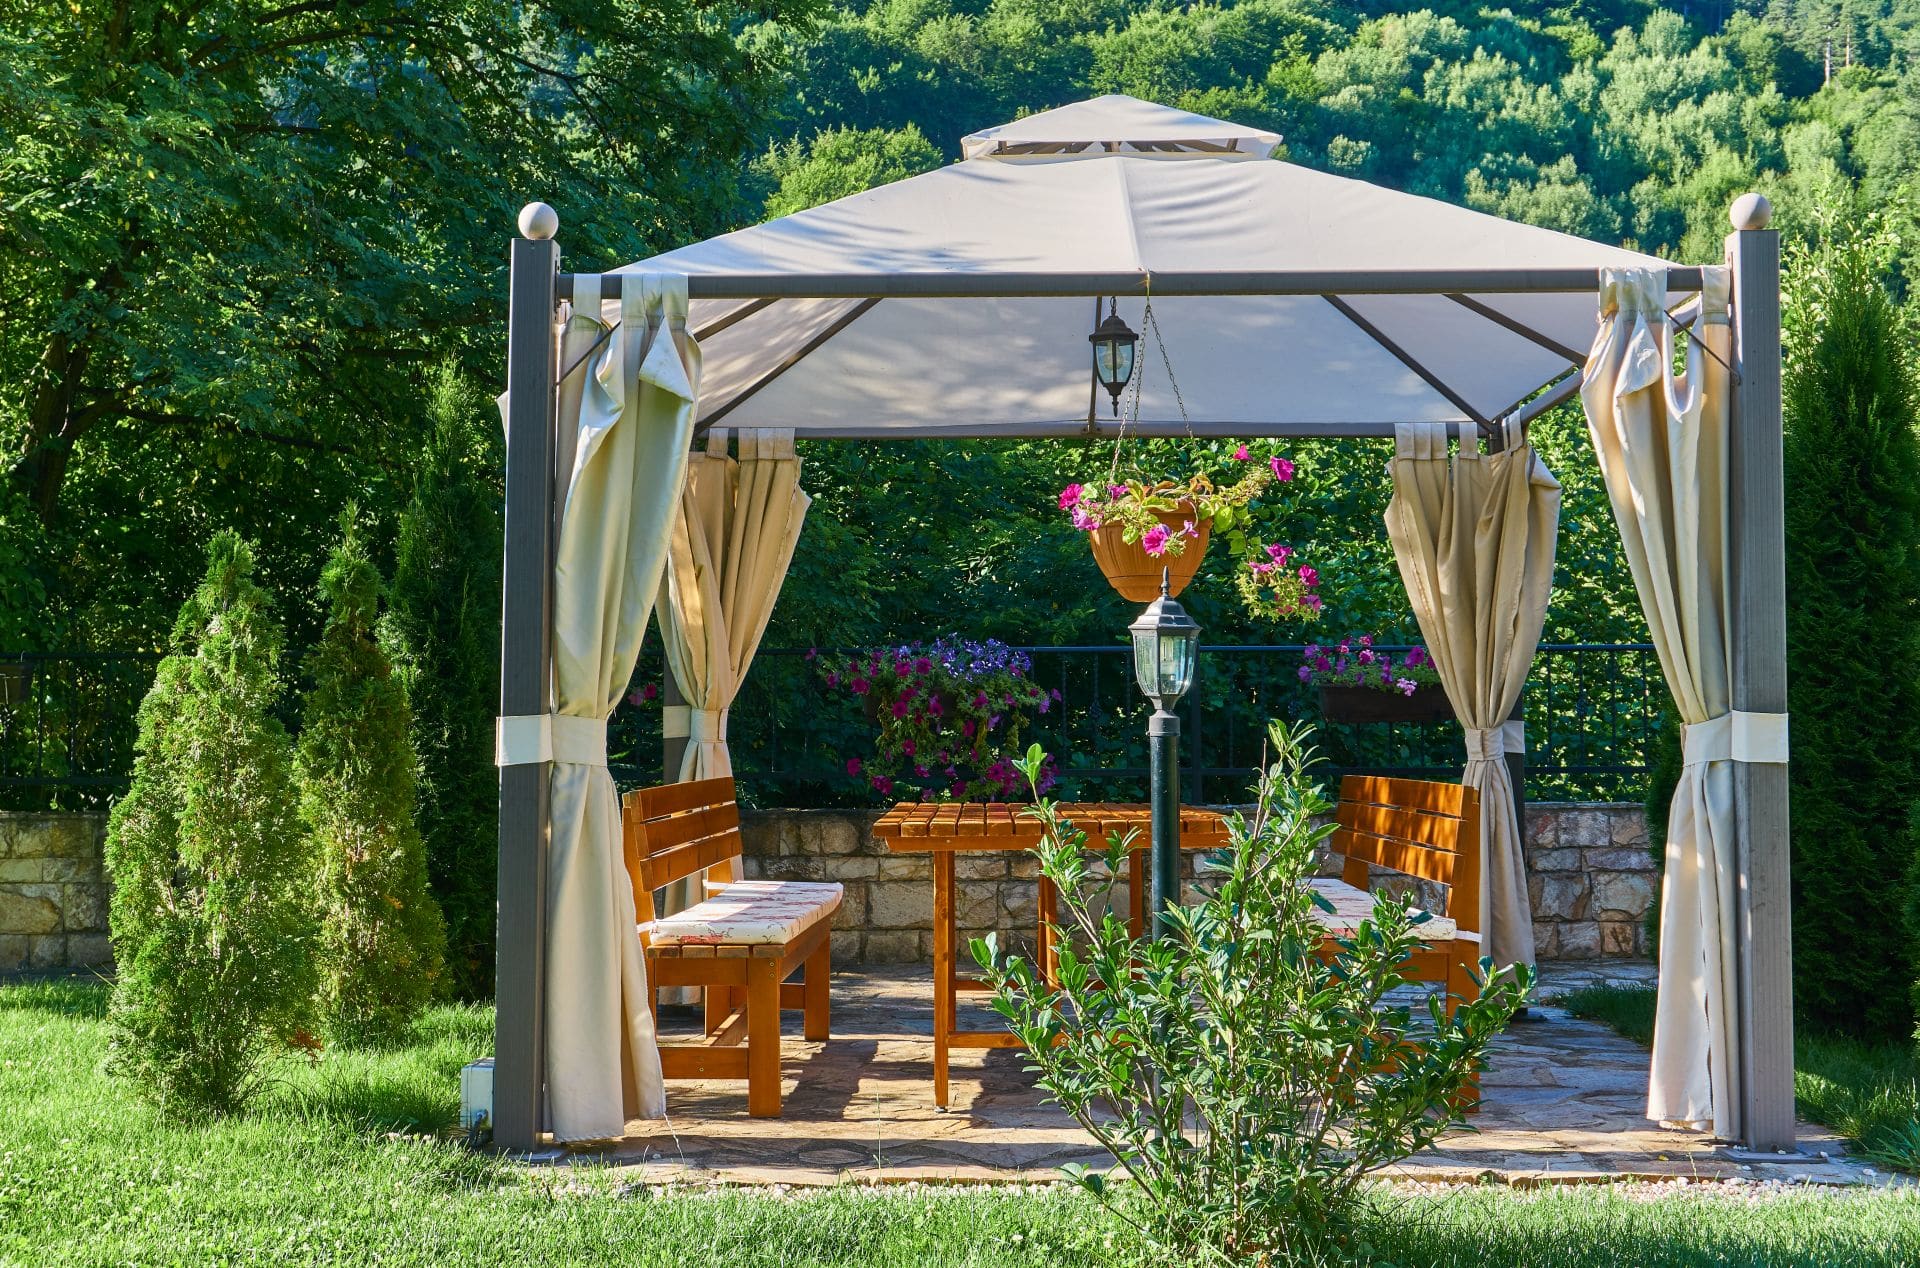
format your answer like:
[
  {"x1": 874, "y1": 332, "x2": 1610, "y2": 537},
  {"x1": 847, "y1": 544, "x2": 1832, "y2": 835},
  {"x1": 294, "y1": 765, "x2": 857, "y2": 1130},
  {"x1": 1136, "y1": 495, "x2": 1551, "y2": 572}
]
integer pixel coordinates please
[
  {"x1": 1782, "y1": 200, "x2": 1920, "y2": 1039},
  {"x1": 383, "y1": 364, "x2": 502, "y2": 998},
  {"x1": 300, "y1": 512, "x2": 446, "y2": 1044},
  {"x1": 104, "y1": 532, "x2": 315, "y2": 1116}
]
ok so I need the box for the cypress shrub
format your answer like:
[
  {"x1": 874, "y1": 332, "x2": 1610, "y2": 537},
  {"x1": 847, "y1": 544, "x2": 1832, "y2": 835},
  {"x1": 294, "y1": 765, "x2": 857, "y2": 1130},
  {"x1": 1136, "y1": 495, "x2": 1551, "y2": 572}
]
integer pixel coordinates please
[
  {"x1": 103, "y1": 532, "x2": 316, "y2": 1116},
  {"x1": 1781, "y1": 203, "x2": 1920, "y2": 1040},
  {"x1": 299, "y1": 513, "x2": 447, "y2": 1045},
  {"x1": 1641, "y1": 709, "x2": 1682, "y2": 957},
  {"x1": 383, "y1": 364, "x2": 503, "y2": 999}
]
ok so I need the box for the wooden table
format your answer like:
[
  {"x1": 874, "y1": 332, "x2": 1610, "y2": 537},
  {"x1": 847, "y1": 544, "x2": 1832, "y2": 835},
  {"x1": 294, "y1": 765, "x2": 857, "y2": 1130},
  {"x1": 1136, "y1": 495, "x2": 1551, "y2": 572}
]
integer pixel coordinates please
[{"x1": 872, "y1": 800, "x2": 1231, "y2": 1107}]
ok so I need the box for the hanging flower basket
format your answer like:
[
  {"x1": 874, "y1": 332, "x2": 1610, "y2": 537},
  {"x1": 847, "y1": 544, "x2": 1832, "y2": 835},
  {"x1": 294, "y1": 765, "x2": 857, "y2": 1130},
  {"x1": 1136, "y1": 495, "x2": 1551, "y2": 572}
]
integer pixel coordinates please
[
  {"x1": 1317, "y1": 682, "x2": 1454, "y2": 724},
  {"x1": 1088, "y1": 499, "x2": 1212, "y2": 602}
]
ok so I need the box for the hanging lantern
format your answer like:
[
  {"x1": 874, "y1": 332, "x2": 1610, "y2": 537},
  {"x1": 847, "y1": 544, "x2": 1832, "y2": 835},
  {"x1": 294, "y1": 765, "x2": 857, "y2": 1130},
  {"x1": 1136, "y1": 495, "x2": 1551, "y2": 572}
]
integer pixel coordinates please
[{"x1": 1089, "y1": 300, "x2": 1138, "y2": 416}]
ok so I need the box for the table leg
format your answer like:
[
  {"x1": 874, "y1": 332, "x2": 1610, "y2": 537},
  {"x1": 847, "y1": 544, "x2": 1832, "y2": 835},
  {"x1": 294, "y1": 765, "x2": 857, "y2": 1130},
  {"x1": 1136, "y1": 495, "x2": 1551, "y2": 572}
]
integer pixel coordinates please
[
  {"x1": 934, "y1": 849, "x2": 954, "y2": 1109},
  {"x1": 1036, "y1": 872, "x2": 1058, "y2": 987},
  {"x1": 1129, "y1": 847, "x2": 1146, "y2": 940}
]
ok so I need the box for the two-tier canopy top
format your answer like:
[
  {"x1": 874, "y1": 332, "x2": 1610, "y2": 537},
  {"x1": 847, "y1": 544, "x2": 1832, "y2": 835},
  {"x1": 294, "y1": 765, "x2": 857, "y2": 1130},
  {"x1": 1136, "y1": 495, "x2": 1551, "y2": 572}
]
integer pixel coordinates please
[{"x1": 613, "y1": 95, "x2": 1682, "y2": 439}]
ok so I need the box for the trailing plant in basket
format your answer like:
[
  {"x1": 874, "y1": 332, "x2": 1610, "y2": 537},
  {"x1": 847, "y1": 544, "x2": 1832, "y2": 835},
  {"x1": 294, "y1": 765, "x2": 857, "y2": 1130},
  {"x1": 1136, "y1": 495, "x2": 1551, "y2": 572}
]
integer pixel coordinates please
[
  {"x1": 819, "y1": 637, "x2": 1059, "y2": 801},
  {"x1": 1299, "y1": 635, "x2": 1442, "y2": 696},
  {"x1": 1061, "y1": 443, "x2": 1326, "y2": 622},
  {"x1": 972, "y1": 723, "x2": 1530, "y2": 1264}
]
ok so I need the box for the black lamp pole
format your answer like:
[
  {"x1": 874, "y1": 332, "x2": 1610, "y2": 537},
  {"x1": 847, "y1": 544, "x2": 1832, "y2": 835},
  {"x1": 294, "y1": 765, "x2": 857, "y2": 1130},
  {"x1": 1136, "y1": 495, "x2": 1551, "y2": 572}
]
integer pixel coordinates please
[{"x1": 1128, "y1": 570, "x2": 1199, "y2": 942}]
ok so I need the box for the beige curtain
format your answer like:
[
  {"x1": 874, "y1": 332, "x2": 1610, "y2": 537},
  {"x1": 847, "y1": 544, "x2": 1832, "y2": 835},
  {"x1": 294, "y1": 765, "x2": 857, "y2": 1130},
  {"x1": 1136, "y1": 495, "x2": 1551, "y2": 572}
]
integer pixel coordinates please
[
  {"x1": 1385, "y1": 422, "x2": 1561, "y2": 969},
  {"x1": 544, "y1": 274, "x2": 699, "y2": 1141},
  {"x1": 1580, "y1": 265, "x2": 1746, "y2": 1137},
  {"x1": 658, "y1": 427, "x2": 811, "y2": 782}
]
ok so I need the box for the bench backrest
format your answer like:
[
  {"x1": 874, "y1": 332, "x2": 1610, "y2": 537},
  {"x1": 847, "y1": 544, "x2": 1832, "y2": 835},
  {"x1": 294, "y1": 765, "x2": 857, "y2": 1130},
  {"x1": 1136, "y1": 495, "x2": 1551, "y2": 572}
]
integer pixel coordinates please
[
  {"x1": 1332, "y1": 774, "x2": 1480, "y2": 934},
  {"x1": 620, "y1": 776, "x2": 745, "y2": 927}
]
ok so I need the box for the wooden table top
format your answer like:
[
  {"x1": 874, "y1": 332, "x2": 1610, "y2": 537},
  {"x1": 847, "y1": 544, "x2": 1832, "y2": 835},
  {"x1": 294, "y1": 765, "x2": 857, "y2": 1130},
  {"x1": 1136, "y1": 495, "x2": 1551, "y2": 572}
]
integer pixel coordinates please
[{"x1": 873, "y1": 800, "x2": 1231, "y2": 853}]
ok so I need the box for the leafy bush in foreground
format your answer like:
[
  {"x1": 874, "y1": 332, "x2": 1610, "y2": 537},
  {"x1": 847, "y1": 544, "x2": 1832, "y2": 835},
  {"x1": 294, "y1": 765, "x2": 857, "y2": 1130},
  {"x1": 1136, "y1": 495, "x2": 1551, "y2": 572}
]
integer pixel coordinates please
[
  {"x1": 103, "y1": 532, "x2": 316, "y2": 1116},
  {"x1": 974, "y1": 724, "x2": 1530, "y2": 1264}
]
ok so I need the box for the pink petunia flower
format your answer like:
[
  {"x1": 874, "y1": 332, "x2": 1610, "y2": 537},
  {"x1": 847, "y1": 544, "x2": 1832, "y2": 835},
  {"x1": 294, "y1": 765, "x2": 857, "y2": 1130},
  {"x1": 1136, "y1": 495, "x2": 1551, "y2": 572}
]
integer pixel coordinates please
[
  {"x1": 1232, "y1": 444, "x2": 1250, "y2": 460},
  {"x1": 1270, "y1": 457, "x2": 1295, "y2": 482},
  {"x1": 1141, "y1": 524, "x2": 1171, "y2": 555},
  {"x1": 892, "y1": 697, "x2": 911, "y2": 719},
  {"x1": 850, "y1": 676, "x2": 871, "y2": 695},
  {"x1": 1059, "y1": 483, "x2": 1083, "y2": 509},
  {"x1": 1304, "y1": 593, "x2": 1323, "y2": 611},
  {"x1": 902, "y1": 738, "x2": 916, "y2": 756},
  {"x1": 1299, "y1": 566, "x2": 1318, "y2": 587},
  {"x1": 847, "y1": 757, "x2": 863, "y2": 776},
  {"x1": 872, "y1": 775, "x2": 893, "y2": 797},
  {"x1": 1108, "y1": 484, "x2": 1127, "y2": 498}
]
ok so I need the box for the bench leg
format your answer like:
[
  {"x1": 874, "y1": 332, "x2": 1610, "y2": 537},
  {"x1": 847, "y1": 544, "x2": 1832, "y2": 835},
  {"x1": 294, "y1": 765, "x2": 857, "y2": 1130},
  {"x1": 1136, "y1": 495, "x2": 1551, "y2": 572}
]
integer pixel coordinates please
[
  {"x1": 706, "y1": 985, "x2": 742, "y2": 1035},
  {"x1": 747, "y1": 956, "x2": 782, "y2": 1117},
  {"x1": 804, "y1": 941, "x2": 830, "y2": 1041}
]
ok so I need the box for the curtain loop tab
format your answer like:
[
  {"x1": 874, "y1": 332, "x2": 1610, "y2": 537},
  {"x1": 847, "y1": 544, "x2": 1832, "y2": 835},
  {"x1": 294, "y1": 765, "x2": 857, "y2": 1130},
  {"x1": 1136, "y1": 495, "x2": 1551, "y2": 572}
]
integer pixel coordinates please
[
  {"x1": 687, "y1": 708, "x2": 730, "y2": 743},
  {"x1": 495, "y1": 714, "x2": 553, "y2": 766},
  {"x1": 1681, "y1": 711, "x2": 1789, "y2": 765},
  {"x1": 550, "y1": 714, "x2": 608, "y2": 767}
]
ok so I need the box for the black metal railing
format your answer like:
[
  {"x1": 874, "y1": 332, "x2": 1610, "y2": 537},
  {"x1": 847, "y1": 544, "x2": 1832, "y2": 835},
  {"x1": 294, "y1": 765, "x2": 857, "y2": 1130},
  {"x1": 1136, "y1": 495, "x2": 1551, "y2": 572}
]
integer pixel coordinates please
[
  {"x1": 610, "y1": 642, "x2": 1666, "y2": 808},
  {"x1": 1, "y1": 643, "x2": 1666, "y2": 811},
  {"x1": 0, "y1": 652, "x2": 164, "y2": 811}
]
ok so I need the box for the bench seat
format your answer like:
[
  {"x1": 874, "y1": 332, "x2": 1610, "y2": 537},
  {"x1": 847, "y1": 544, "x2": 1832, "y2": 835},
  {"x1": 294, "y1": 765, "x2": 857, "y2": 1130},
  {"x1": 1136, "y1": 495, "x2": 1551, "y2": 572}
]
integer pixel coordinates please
[
  {"x1": 650, "y1": 880, "x2": 844, "y2": 947},
  {"x1": 1305, "y1": 877, "x2": 1457, "y2": 941}
]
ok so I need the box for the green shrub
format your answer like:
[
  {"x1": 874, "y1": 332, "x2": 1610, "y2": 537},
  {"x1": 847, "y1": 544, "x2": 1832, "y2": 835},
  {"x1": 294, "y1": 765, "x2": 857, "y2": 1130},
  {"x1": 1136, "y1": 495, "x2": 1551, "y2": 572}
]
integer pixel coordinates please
[
  {"x1": 973, "y1": 724, "x2": 1531, "y2": 1264},
  {"x1": 383, "y1": 363, "x2": 502, "y2": 1000},
  {"x1": 299, "y1": 512, "x2": 447, "y2": 1046},
  {"x1": 103, "y1": 532, "x2": 317, "y2": 1117},
  {"x1": 1781, "y1": 199, "x2": 1920, "y2": 1040},
  {"x1": 1640, "y1": 709, "x2": 1681, "y2": 956}
]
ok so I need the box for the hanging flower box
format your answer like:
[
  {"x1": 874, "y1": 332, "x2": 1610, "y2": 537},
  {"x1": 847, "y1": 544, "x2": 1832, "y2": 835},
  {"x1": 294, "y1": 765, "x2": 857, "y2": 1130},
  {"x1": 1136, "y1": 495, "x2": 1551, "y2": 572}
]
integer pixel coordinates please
[
  {"x1": 1302, "y1": 638, "x2": 1453, "y2": 724},
  {"x1": 1317, "y1": 681, "x2": 1453, "y2": 724}
]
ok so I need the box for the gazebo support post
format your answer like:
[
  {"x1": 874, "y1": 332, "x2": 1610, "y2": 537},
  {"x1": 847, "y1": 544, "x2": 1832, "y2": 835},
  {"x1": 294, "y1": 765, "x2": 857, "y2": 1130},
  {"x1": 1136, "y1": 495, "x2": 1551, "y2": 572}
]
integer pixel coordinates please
[
  {"x1": 663, "y1": 673, "x2": 689, "y2": 779},
  {"x1": 493, "y1": 210, "x2": 562, "y2": 1154},
  {"x1": 1727, "y1": 197, "x2": 1795, "y2": 1152}
]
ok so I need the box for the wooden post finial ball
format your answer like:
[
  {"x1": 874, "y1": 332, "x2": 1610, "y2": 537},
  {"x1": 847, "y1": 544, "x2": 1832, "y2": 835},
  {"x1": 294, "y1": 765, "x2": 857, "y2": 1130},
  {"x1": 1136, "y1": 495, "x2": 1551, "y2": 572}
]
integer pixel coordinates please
[
  {"x1": 1730, "y1": 192, "x2": 1773, "y2": 232},
  {"x1": 518, "y1": 202, "x2": 559, "y2": 241}
]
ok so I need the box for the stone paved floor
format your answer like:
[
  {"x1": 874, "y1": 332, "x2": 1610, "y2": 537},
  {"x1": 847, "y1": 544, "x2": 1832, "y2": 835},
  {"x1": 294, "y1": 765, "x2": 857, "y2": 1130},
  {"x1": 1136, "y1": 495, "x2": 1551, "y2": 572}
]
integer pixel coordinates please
[{"x1": 577, "y1": 962, "x2": 1870, "y2": 1187}]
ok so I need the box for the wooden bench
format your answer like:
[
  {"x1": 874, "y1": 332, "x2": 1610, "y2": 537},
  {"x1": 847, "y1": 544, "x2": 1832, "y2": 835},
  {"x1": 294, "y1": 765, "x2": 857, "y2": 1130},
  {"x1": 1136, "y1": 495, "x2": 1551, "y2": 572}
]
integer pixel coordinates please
[
  {"x1": 621, "y1": 777, "x2": 840, "y2": 1117},
  {"x1": 1322, "y1": 774, "x2": 1482, "y2": 1015}
]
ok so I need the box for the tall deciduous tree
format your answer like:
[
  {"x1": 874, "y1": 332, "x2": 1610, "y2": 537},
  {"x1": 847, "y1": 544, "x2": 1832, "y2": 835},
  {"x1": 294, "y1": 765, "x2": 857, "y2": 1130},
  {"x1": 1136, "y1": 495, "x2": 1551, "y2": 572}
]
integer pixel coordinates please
[
  {"x1": 1782, "y1": 198, "x2": 1920, "y2": 1039},
  {"x1": 382, "y1": 366, "x2": 501, "y2": 999},
  {"x1": 300, "y1": 511, "x2": 446, "y2": 1044},
  {"x1": 0, "y1": 0, "x2": 818, "y2": 648},
  {"x1": 103, "y1": 532, "x2": 315, "y2": 1116}
]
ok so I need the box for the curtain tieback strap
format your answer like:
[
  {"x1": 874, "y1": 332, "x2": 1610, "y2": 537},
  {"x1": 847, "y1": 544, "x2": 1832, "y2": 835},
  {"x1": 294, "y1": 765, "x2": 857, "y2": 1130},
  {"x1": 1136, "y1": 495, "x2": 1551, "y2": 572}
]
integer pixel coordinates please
[
  {"x1": 661, "y1": 705, "x2": 730, "y2": 743},
  {"x1": 1681, "y1": 711, "x2": 1790, "y2": 765},
  {"x1": 1463, "y1": 723, "x2": 1525, "y2": 762},
  {"x1": 494, "y1": 714, "x2": 608, "y2": 767}
]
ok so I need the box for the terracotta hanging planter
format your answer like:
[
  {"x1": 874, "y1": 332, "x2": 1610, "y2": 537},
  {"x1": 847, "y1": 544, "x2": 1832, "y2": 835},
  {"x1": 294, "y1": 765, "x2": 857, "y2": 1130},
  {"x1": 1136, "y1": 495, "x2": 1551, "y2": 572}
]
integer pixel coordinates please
[
  {"x1": 1088, "y1": 499, "x2": 1211, "y2": 602},
  {"x1": 1317, "y1": 682, "x2": 1454, "y2": 724}
]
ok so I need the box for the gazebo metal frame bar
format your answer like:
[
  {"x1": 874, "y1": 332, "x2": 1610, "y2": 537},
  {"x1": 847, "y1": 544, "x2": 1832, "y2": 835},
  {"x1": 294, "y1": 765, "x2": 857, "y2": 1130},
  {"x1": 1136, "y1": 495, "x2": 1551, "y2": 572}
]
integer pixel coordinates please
[{"x1": 494, "y1": 226, "x2": 1791, "y2": 1157}]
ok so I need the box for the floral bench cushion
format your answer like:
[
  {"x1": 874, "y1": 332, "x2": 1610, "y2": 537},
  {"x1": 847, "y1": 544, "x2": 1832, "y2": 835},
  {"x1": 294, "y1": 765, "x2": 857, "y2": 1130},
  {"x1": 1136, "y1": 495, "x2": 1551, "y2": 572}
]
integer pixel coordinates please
[
  {"x1": 1304, "y1": 877, "x2": 1458, "y2": 941},
  {"x1": 647, "y1": 880, "x2": 844, "y2": 947}
]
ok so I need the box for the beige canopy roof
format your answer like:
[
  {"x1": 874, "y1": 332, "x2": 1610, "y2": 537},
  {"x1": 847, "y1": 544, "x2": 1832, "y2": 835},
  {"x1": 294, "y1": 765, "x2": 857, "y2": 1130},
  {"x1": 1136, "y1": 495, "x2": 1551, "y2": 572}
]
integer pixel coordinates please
[{"x1": 620, "y1": 96, "x2": 1680, "y2": 438}]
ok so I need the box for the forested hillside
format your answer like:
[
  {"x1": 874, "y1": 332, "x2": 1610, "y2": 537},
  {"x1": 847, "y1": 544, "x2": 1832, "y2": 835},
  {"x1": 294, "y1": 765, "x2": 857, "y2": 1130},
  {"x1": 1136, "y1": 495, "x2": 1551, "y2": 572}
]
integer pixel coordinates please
[{"x1": 6, "y1": 1, "x2": 1919, "y2": 654}]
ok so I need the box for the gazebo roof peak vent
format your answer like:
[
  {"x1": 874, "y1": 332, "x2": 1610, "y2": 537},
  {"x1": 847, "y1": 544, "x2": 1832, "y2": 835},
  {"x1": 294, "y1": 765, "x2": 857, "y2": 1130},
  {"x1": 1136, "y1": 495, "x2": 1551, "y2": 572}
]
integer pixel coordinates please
[{"x1": 960, "y1": 94, "x2": 1282, "y2": 161}]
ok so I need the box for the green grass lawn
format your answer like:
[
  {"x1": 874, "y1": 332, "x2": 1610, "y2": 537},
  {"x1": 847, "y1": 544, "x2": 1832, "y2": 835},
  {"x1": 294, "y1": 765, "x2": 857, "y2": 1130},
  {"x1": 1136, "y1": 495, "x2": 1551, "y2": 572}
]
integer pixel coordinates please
[
  {"x1": 1562, "y1": 984, "x2": 1920, "y2": 1171},
  {"x1": 4, "y1": 978, "x2": 1919, "y2": 1267}
]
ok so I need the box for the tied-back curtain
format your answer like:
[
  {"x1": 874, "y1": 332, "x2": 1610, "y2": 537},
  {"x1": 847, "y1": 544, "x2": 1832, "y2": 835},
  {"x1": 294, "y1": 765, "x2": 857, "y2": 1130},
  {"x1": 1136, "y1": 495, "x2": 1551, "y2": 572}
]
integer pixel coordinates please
[
  {"x1": 545, "y1": 274, "x2": 699, "y2": 1142},
  {"x1": 1580, "y1": 265, "x2": 1741, "y2": 1137},
  {"x1": 1385, "y1": 421, "x2": 1561, "y2": 969},
  {"x1": 658, "y1": 428, "x2": 812, "y2": 784}
]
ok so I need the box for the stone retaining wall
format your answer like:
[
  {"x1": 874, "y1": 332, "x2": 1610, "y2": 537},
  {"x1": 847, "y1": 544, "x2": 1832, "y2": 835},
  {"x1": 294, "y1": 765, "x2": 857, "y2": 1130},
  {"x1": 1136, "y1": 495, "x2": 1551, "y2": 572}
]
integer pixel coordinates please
[
  {"x1": 0, "y1": 801, "x2": 1655, "y2": 972},
  {"x1": 0, "y1": 814, "x2": 112, "y2": 972}
]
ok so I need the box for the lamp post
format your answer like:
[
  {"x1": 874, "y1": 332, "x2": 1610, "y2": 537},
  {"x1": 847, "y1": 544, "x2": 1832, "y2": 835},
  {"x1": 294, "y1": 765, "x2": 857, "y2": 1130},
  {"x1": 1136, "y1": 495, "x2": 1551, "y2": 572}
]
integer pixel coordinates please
[{"x1": 1128, "y1": 570, "x2": 1200, "y2": 940}]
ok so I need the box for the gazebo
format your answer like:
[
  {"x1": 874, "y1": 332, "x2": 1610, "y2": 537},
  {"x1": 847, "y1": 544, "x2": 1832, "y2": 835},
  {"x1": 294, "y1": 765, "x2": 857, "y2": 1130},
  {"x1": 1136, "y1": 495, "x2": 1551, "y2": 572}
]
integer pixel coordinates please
[{"x1": 489, "y1": 97, "x2": 1792, "y2": 1157}]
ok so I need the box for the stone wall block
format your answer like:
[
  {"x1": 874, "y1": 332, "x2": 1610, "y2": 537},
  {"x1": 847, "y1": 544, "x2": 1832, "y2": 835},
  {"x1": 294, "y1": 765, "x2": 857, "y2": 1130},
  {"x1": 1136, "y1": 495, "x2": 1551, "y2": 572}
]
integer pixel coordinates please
[
  {"x1": 866, "y1": 881, "x2": 927, "y2": 930},
  {"x1": 1584, "y1": 847, "x2": 1656, "y2": 873},
  {"x1": 66, "y1": 933, "x2": 112, "y2": 967},
  {"x1": 863, "y1": 930, "x2": 919, "y2": 963},
  {"x1": 1557, "y1": 921, "x2": 1602, "y2": 959},
  {"x1": 1608, "y1": 811, "x2": 1650, "y2": 847},
  {"x1": 0, "y1": 860, "x2": 43, "y2": 884},
  {"x1": 831, "y1": 882, "x2": 868, "y2": 929},
  {"x1": 956, "y1": 881, "x2": 998, "y2": 930},
  {"x1": 1524, "y1": 810, "x2": 1559, "y2": 849},
  {"x1": 0, "y1": 888, "x2": 60, "y2": 935},
  {"x1": 1590, "y1": 872, "x2": 1655, "y2": 921},
  {"x1": 1599, "y1": 921, "x2": 1640, "y2": 956},
  {"x1": 876, "y1": 856, "x2": 930, "y2": 881},
  {"x1": 1526, "y1": 847, "x2": 1584, "y2": 873},
  {"x1": 0, "y1": 935, "x2": 27, "y2": 971},
  {"x1": 955, "y1": 855, "x2": 1006, "y2": 881},
  {"x1": 1532, "y1": 874, "x2": 1590, "y2": 922}
]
